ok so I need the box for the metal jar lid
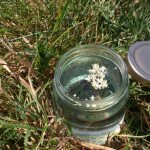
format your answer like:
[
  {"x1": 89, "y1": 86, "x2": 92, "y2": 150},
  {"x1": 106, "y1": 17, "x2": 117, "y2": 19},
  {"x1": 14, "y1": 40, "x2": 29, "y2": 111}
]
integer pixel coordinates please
[{"x1": 125, "y1": 41, "x2": 150, "y2": 87}]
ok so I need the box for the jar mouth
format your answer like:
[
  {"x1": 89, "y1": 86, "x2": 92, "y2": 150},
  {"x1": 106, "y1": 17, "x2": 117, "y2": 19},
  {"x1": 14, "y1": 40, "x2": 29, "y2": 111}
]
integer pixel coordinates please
[{"x1": 54, "y1": 44, "x2": 129, "y2": 109}]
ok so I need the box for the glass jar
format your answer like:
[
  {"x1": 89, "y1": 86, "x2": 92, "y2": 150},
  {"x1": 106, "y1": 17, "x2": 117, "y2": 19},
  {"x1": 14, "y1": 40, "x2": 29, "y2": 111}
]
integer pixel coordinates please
[{"x1": 53, "y1": 44, "x2": 129, "y2": 144}]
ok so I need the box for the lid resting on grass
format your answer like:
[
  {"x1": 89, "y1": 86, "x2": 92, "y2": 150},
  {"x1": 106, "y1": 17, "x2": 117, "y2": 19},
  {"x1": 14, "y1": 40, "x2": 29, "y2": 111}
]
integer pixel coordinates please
[{"x1": 125, "y1": 41, "x2": 150, "y2": 87}]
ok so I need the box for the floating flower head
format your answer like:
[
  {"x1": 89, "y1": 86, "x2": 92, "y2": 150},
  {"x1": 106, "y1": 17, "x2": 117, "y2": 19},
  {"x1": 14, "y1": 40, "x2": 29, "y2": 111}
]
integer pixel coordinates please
[{"x1": 85, "y1": 63, "x2": 108, "y2": 90}]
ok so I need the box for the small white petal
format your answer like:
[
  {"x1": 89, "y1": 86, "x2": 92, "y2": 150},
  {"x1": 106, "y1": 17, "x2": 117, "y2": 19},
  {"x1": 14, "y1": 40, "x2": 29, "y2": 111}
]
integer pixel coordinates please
[
  {"x1": 100, "y1": 66, "x2": 106, "y2": 72},
  {"x1": 91, "y1": 69, "x2": 96, "y2": 74},
  {"x1": 90, "y1": 95, "x2": 95, "y2": 101},
  {"x1": 73, "y1": 94, "x2": 76, "y2": 97},
  {"x1": 90, "y1": 74, "x2": 96, "y2": 80},
  {"x1": 101, "y1": 81, "x2": 108, "y2": 88},
  {"x1": 97, "y1": 72, "x2": 105, "y2": 78},
  {"x1": 97, "y1": 84, "x2": 102, "y2": 89},
  {"x1": 101, "y1": 83, "x2": 108, "y2": 89},
  {"x1": 94, "y1": 85, "x2": 99, "y2": 90},
  {"x1": 91, "y1": 104, "x2": 97, "y2": 107},
  {"x1": 92, "y1": 63, "x2": 99, "y2": 70},
  {"x1": 104, "y1": 83, "x2": 108, "y2": 88},
  {"x1": 103, "y1": 80, "x2": 107, "y2": 83},
  {"x1": 86, "y1": 104, "x2": 90, "y2": 107},
  {"x1": 91, "y1": 81, "x2": 97, "y2": 87},
  {"x1": 85, "y1": 76, "x2": 91, "y2": 82},
  {"x1": 92, "y1": 78, "x2": 96, "y2": 82},
  {"x1": 97, "y1": 78, "x2": 103, "y2": 83},
  {"x1": 87, "y1": 69, "x2": 92, "y2": 73},
  {"x1": 101, "y1": 73, "x2": 105, "y2": 79},
  {"x1": 97, "y1": 71, "x2": 101, "y2": 75}
]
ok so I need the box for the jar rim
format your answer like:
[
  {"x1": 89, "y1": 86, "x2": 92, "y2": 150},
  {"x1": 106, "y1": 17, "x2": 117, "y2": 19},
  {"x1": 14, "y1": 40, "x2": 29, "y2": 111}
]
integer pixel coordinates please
[{"x1": 54, "y1": 44, "x2": 129, "y2": 109}]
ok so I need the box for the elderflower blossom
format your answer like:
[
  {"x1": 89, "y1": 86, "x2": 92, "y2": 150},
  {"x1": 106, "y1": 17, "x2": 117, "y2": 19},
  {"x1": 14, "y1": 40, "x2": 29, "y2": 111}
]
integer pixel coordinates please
[
  {"x1": 85, "y1": 63, "x2": 108, "y2": 90},
  {"x1": 73, "y1": 63, "x2": 108, "y2": 107}
]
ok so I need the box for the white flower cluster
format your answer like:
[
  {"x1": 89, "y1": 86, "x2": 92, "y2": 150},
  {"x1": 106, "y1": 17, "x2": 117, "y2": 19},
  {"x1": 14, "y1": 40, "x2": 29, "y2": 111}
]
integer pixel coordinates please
[
  {"x1": 72, "y1": 64, "x2": 108, "y2": 106},
  {"x1": 85, "y1": 63, "x2": 108, "y2": 90}
]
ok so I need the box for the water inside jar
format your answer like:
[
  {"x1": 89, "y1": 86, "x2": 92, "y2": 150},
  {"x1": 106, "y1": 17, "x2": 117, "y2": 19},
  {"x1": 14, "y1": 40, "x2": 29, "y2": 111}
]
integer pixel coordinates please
[{"x1": 60, "y1": 56, "x2": 122, "y2": 100}]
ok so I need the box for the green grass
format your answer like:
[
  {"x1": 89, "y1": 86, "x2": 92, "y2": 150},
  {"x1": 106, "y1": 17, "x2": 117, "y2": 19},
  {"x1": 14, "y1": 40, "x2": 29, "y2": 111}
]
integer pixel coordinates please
[{"x1": 0, "y1": 0, "x2": 150, "y2": 149}]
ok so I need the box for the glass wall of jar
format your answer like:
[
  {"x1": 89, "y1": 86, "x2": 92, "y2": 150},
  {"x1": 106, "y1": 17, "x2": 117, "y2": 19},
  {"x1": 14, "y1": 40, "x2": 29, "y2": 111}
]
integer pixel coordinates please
[{"x1": 53, "y1": 44, "x2": 129, "y2": 144}]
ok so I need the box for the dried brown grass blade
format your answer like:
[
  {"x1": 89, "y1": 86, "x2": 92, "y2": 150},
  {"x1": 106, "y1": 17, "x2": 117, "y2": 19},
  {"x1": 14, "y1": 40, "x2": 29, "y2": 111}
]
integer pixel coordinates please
[
  {"x1": 1, "y1": 40, "x2": 31, "y2": 68},
  {"x1": 79, "y1": 141, "x2": 115, "y2": 150},
  {"x1": 0, "y1": 40, "x2": 37, "y2": 99},
  {"x1": 0, "y1": 78, "x2": 2, "y2": 94},
  {"x1": 54, "y1": 137, "x2": 75, "y2": 150},
  {"x1": 1, "y1": 86, "x2": 12, "y2": 102},
  {"x1": 0, "y1": 58, "x2": 31, "y2": 92},
  {"x1": 140, "y1": 108, "x2": 150, "y2": 129},
  {"x1": 4, "y1": 52, "x2": 32, "y2": 59},
  {"x1": 28, "y1": 65, "x2": 37, "y2": 98},
  {"x1": 22, "y1": 36, "x2": 33, "y2": 48}
]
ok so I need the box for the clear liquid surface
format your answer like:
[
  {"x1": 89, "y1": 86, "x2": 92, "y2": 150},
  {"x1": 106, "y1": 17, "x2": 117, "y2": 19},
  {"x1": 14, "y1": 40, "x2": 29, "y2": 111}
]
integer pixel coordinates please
[{"x1": 60, "y1": 56, "x2": 122, "y2": 100}]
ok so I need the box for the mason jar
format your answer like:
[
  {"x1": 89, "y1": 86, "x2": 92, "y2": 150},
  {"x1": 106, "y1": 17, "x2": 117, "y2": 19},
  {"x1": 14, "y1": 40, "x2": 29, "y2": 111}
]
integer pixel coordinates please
[{"x1": 53, "y1": 44, "x2": 129, "y2": 144}]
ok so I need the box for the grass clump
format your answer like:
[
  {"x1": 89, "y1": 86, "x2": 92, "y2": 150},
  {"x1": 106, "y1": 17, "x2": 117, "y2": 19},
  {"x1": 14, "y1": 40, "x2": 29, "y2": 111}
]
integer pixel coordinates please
[{"x1": 0, "y1": 0, "x2": 150, "y2": 149}]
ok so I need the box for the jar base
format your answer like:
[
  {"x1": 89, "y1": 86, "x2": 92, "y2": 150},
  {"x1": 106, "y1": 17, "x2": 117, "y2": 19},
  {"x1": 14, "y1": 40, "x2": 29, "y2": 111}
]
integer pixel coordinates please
[{"x1": 70, "y1": 114, "x2": 124, "y2": 145}]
